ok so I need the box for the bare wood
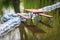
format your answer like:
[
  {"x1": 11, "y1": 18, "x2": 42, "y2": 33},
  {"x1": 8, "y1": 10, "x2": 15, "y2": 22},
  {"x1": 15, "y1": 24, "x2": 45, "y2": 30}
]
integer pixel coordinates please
[
  {"x1": 21, "y1": 21, "x2": 46, "y2": 33},
  {"x1": 25, "y1": 9, "x2": 45, "y2": 13},
  {"x1": 39, "y1": 13, "x2": 53, "y2": 18},
  {"x1": 18, "y1": 14, "x2": 31, "y2": 20}
]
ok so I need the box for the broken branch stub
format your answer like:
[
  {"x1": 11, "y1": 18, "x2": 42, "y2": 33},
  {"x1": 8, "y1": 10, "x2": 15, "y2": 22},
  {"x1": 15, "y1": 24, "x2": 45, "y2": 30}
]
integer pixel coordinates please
[
  {"x1": 18, "y1": 13, "x2": 31, "y2": 20},
  {"x1": 38, "y1": 13, "x2": 53, "y2": 18},
  {"x1": 25, "y1": 9, "x2": 45, "y2": 13}
]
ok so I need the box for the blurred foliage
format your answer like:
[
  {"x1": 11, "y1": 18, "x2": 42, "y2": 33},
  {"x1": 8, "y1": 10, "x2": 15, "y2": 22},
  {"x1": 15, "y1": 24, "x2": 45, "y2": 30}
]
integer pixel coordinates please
[
  {"x1": 0, "y1": 0, "x2": 12, "y2": 9},
  {"x1": 0, "y1": 0, "x2": 13, "y2": 17},
  {"x1": 0, "y1": 0, "x2": 20, "y2": 13}
]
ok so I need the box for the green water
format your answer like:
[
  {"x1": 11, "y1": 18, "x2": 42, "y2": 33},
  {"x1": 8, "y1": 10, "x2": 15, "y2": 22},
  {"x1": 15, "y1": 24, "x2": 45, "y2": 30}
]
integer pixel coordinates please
[{"x1": 23, "y1": 0, "x2": 60, "y2": 40}]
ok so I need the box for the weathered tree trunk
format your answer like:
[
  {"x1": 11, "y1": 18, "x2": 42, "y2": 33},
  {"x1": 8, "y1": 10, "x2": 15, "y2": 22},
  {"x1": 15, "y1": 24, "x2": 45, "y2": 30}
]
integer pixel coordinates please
[
  {"x1": 0, "y1": 28, "x2": 21, "y2": 40},
  {"x1": 12, "y1": 0, "x2": 20, "y2": 13},
  {"x1": 4, "y1": 7, "x2": 21, "y2": 40},
  {"x1": 12, "y1": 0, "x2": 27, "y2": 40},
  {"x1": 0, "y1": 6, "x2": 21, "y2": 40}
]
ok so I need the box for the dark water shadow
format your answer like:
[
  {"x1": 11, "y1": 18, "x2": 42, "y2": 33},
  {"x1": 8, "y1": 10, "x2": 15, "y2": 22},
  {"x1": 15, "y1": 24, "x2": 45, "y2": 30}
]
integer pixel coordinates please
[
  {"x1": 39, "y1": 20, "x2": 53, "y2": 28},
  {"x1": 21, "y1": 21, "x2": 46, "y2": 33}
]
